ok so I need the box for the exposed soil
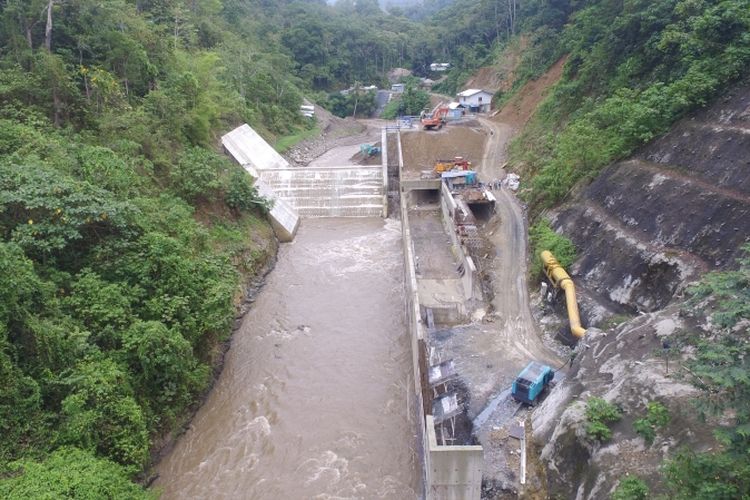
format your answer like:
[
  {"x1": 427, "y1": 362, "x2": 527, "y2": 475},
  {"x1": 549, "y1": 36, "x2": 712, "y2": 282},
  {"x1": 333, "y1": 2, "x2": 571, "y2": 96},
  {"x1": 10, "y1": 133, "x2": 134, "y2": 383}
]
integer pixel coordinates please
[
  {"x1": 465, "y1": 36, "x2": 529, "y2": 93},
  {"x1": 492, "y1": 55, "x2": 568, "y2": 130},
  {"x1": 401, "y1": 126, "x2": 488, "y2": 175}
]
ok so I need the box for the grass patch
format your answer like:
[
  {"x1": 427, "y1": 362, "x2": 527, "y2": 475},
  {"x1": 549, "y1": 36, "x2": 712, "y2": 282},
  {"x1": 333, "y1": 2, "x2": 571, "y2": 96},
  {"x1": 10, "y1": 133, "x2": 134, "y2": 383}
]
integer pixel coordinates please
[
  {"x1": 633, "y1": 401, "x2": 670, "y2": 446},
  {"x1": 274, "y1": 124, "x2": 321, "y2": 153}
]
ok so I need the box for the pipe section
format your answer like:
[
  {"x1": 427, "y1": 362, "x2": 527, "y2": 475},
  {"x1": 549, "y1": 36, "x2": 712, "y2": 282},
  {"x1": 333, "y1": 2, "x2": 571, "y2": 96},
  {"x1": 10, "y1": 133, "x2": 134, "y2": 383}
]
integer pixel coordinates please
[{"x1": 540, "y1": 250, "x2": 587, "y2": 339}]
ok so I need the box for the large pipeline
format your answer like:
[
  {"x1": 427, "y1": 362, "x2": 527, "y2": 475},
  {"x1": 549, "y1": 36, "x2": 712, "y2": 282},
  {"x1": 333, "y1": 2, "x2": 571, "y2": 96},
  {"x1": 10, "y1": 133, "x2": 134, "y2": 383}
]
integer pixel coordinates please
[{"x1": 540, "y1": 250, "x2": 586, "y2": 339}]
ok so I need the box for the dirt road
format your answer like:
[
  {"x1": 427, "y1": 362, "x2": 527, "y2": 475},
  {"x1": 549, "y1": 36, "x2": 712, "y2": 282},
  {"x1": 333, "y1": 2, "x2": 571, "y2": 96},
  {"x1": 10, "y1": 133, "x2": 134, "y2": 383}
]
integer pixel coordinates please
[
  {"x1": 478, "y1": 117, "x2": 561, "y2": 370},
  {"x1": 448, "y1": 117, "x2": 563, "y2": 493}
]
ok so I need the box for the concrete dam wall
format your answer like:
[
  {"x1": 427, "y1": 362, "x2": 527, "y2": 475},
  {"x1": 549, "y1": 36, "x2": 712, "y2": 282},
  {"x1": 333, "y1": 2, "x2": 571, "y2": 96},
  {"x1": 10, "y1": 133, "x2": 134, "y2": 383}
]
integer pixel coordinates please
[
  {"x1": 222, "y1": 123, "x2": 387, "y2": 238},
  {"x1": 260, "y1": 165, "x2": 385, "y2": 217}
]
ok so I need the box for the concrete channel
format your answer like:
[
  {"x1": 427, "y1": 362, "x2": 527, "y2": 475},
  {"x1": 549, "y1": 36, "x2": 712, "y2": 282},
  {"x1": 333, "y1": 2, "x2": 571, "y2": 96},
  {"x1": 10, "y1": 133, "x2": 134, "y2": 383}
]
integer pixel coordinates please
[{"x1": 394, "y1": 124, "x2": 485, "y2": 499}]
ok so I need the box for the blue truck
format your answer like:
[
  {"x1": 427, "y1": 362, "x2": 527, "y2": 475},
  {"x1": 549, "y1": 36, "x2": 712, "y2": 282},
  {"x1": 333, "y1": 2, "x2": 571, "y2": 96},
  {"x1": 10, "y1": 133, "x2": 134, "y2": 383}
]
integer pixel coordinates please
[{"x1": 511, "y1": 361, "x2": 554, "y2": 405}]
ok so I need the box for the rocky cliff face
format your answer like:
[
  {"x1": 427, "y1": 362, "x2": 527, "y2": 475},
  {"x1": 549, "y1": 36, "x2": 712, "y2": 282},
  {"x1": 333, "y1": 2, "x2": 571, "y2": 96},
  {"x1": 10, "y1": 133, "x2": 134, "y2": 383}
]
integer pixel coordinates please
[
  {"x1": 531, "y1": 85, "x2": 750, "y2": 498},
  {"x1": 553, "y1": 85, "x2": 750, "y2": 315},
  {"x1": 531, "y1": 310, "x2": 720, "y2": 498}
]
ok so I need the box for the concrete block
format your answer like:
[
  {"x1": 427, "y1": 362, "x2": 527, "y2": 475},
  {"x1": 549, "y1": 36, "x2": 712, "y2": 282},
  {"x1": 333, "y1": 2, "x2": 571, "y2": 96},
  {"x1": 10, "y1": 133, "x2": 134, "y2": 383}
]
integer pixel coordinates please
[
  {"x1": 221, "y1": 124, "x2": 289, "y2": 170},
  {"x1": 254, "y1": 179, "x2": 299, "y2": 242}
]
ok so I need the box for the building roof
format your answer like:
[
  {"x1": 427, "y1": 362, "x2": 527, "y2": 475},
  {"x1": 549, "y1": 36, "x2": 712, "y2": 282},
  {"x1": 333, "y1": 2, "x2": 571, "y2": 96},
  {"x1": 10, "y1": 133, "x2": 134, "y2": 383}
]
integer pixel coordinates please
[
  {"x1": 457, "y1": 88, "x2": 492, "y2": 97},
  {"x1": 441, "y1": 170, "x2": 476, "y2": 178},
  {"x1": 448, "y1": 102, "x2": 465, "y2": 110}
]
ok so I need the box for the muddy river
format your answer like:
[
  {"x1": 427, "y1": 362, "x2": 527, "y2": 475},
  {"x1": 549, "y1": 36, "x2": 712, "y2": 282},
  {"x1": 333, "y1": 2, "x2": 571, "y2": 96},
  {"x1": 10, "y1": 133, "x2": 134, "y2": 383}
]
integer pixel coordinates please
[{"x1": 153, "y1": 218, "x2": 419, "y2": 499}]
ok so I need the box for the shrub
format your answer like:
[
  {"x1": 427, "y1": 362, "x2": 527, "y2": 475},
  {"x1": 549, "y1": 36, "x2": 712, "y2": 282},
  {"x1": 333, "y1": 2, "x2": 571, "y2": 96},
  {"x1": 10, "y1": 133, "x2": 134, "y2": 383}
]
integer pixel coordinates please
[
  {"x1": 585, "y1": 397, "x2": 621, "y2": 442},
  {"x1": 612, "y1": 476, "x2": 649, "y2": 500},
  {"x1": 529, "y1": 219, "x2": 576, "y2": 277},
  {"x1": 633, "y1": 401, "x2": 670, "y2": 445},
  {"x1": 58, "y1": 359, "x2": 149, "y2": 468},
  {"x1": 225, "y1": 169, "x2": 273, "y2": 214},
  {"x1": 170, "y1": 147, "x2": 225, "y2": 202},
  {"x1": 0, "y1": 447, "x2": 153, "y2": 499}
]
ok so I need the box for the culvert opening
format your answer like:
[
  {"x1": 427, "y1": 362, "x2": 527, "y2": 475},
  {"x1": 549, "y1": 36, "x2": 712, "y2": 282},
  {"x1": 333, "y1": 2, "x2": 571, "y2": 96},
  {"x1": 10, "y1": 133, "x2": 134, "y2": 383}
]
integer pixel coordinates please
[
  {"x1": 468, "y1": 201, "x2": 495, "y2": 222},
  {"x1": 409, "y1": 188, "x2": 441, "y2": 207}
]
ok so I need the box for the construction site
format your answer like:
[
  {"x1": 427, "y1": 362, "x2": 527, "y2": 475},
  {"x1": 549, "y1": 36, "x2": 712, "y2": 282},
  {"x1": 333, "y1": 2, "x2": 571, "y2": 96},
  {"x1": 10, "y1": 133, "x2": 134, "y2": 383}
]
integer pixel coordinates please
[
  {"x1": 395, "y1": 119, "x2": 564, "y2": 498},
  {"x1": 201, "y1": 101, "x2": 570, "y2": 499}
]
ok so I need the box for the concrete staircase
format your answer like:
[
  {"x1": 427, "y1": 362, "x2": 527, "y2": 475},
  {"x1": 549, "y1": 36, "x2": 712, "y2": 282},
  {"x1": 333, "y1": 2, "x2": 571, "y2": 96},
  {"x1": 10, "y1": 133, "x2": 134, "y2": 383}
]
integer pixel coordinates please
[{"x1": 260, "y1": 166, "x2": 385, "y2": 217}]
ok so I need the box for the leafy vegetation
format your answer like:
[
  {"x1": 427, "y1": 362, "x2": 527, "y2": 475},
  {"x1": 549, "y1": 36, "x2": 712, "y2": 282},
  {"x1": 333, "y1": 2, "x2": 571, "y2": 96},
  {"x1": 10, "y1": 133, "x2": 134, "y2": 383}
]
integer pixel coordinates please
[
  {"x1": 612, "y1": 476, "x2": 650, "y2": 500},
  {"x1": 633, "y1": 402, "x2": 670, "y2": 445},
  {"x1": 585, "y1": 397, "x2": 622, "y2": 442},
  {"x1": 0, "y1": 448, "x2": 153, "y2": 499},
  {"x1": 0, "y1": 0, "x2": 282, "y2": 494},
  {"x1": 661, "y1": 245, "x2": 750, "y2": 497},
  {"x1": 507, "y1": 0, "x2": 750, "y2": 210},
  {"x1": 529, "y1": 219, "x2": 576, "y2": 278},
  {"x1": 382, "y1": 79, "x2": 431, "y2": 118},
  {"x1": 324, "y1": 89, "x2": 378, "y2": 118}
]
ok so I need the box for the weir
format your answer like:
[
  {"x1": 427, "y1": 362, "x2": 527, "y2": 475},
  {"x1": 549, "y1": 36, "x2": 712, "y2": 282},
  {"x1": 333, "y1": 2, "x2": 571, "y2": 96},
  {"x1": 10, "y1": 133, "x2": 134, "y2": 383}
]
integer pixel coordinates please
[
  {"x1": 221, "y1": 124, "x2": 387, "y2": 234},
  {"x1": 259, "y1": 165, "x2": 384, "y2": 217}
]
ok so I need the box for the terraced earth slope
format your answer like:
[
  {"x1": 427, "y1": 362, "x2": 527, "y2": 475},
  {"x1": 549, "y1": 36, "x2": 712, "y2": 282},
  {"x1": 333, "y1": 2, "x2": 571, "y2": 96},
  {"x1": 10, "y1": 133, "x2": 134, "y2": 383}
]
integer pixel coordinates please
[{"x1": 553, "y1": 85, "x2": 750, "y2": 317}]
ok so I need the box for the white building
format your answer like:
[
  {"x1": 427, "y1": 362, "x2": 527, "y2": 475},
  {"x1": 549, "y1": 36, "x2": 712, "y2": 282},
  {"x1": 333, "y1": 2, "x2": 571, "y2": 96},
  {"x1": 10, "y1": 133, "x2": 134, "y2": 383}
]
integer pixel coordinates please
[
  {"x1": 430, "y1": 62, "x2": 451, "y2": 72},
  {"x1": 456, "y1": 89, "x2": 493, "y2": 113}
]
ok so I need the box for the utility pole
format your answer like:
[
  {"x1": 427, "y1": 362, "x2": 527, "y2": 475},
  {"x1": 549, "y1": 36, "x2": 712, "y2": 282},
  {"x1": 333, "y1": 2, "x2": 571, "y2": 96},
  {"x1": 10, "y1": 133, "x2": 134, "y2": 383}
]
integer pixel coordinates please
[
  {"x1": 662, "y1": 339, "x2": 671, "y2": 375},
  {"x1": 352, "y1": 81, "x2": 360, "y2": 118}
]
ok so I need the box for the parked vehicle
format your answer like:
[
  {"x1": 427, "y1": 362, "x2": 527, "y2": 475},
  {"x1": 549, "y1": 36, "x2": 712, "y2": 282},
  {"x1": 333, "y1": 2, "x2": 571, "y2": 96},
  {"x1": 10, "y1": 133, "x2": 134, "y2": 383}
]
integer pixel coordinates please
[{"x1": 511, "y1": 361, "x2": 554, "y2": 405}]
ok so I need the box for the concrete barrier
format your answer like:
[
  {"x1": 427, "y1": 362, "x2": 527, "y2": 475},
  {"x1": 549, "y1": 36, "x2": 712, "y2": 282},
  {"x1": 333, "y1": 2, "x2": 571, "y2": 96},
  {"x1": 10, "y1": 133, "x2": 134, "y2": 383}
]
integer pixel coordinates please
[
  {"x1": 440, "y1": 182, "x2": 479, "y2": 300},
  {"x1": 382, "y1": 128, "x2": 389, "y2": 217},
  {"x1": 254, "y1": 178, "x2": 300, "y2": 242},
  {"x1": 397, "y1": 128, "x2": 483, "y2": 500},
  {"x1": 221, "y1": 124, "x2": 290, "y2": 170},
  {"x1": 426, "y1": 416, "x2": 484, "y2": 499}
]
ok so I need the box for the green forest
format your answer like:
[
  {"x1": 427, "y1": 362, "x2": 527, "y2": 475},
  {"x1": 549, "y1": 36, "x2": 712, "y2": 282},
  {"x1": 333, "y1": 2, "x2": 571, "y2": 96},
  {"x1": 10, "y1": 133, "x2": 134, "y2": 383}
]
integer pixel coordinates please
[{"x1": 0, "y1": 0, "x2": 749, "y2": 497}]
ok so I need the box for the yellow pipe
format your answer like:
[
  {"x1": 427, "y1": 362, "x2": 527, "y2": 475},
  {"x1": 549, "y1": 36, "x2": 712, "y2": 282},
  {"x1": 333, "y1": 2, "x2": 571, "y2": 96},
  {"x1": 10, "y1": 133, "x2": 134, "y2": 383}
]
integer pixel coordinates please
[{"x1": 540, "y1": 250, "x2": 587, "y2": 339}]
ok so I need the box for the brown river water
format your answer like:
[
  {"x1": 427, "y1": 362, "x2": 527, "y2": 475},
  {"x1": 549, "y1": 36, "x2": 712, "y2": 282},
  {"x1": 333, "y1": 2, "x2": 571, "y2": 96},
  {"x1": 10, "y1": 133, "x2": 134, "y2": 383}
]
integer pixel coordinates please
[{"x1": 153, "y1": 218, "x2": 419, "y2": 499}]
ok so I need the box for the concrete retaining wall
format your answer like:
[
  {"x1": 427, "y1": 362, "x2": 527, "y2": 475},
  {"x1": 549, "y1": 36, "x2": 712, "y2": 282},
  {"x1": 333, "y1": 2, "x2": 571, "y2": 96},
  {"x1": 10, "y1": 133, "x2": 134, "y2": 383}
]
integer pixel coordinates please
[
  {"x1": 254, "y1": 177, "x2": 300, "y2": 242},
  {"x1": 221, "y1": 124, "x2": 290, "y2": 170},
  {"x1": 398, "y1": 128, "x2": 483, "y2": 500},
  {"x1": 259, "y1": 165, "x2": 385, "y2": 217},
  {"x1": 382, "y1": 128, "x2": 389, "y2": 217},
  {"x1": 440, "y1": 182, "x2": 478, "y2": 300},
  {"x1": 426, "y1": 416, "x2": 484, "y2": 499}
]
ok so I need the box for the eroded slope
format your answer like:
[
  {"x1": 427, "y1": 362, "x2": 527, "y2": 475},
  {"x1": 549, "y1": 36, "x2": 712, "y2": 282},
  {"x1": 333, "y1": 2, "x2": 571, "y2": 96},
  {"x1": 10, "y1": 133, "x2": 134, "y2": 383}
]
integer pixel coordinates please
[{"x1": 553, "y1": 85, "x2": 750, "y2": 315}]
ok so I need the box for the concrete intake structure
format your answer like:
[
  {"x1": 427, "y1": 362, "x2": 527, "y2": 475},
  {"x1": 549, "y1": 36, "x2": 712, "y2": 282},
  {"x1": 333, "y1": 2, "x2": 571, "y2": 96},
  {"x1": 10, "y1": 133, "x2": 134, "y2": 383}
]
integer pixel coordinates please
[
  {"x1": 541, "y1": 250, "x2": 587, "y2": 338},
  {"x1": 259, "y1": 165, "x2": 385, "y2": 217}
]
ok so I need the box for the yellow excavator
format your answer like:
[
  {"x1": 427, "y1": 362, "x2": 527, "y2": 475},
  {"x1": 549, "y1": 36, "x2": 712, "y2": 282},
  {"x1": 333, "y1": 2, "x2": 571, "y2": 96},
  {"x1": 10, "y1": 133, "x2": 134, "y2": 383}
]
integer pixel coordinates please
[{"x1": 434, "y1": 156, "x2": 471, "y2": 174}]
